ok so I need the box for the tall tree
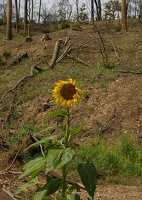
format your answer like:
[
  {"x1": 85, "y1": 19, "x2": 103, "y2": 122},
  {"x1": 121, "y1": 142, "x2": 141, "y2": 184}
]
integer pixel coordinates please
[
  {"x1": 121, "y1": 0, "x2": 127, "y2": 32},
  {"x1": 15, "y1": 0, "x2": 19, "y2": 32},
  {"x1": 38, "y1": 0, "x2": 42, "y2": 23},
  {"x1": 24, "y1": 0, "x2": 28, "y2": 35},
  {"x1": 91, "y1": 0, "x2": 94, "y2": 23},
  {"x1": 94, "y1": 0, "x2": 102, "y2": 21},
  {"x1": 6, "y1": 0, "x2": 12, "y2": 40},
  {"x1": 31, "y1": 0, "x2": 33, "y2": 21},
  {"x1": 74, "y1": 0, "x2": 79, "y2": 22}
]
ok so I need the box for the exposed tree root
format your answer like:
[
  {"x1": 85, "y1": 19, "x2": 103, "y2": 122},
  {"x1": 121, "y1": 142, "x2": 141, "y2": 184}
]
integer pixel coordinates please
[{"x1": 4, "y1": 52, "x2": 29, "y2": 69}]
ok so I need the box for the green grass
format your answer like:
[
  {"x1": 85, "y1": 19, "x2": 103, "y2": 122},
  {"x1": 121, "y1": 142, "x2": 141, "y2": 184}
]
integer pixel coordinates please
[{"x1": 70, "y1": 135, "x2": 142, "y2": 184}]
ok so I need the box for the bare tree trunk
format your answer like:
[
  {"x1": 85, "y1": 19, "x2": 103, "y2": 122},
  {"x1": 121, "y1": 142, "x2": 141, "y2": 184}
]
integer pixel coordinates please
[
  {"x1": 6, "y1": 0, "x2": 12, "y2": 40},
  {"x1": 19, "y1": 0, "x2": 21, "y2": 14},
  {"x1": 24, "y1": 0, "x2": 28, "y2": 35},
  {"x1": 91, "y1": 0, "x2": 94, "y2": 23},
  {"x1": 94, "y1": 0, "x2": 102, "y2": 21},
  {"x1": 75, "y1": 0, "x2": 79, "y2": 22},
  {"x1": 98, "y1": 0, "x2": 102, "y2": 20},
  {"x1": 121, "y1": 0, "x2": 127, "y2": 32},
  {"x1": 31, "y1": 0, "x2": 33, "y2": 21},
  {"x1": 15, "y1": 0, "x2": 19, "y2": 32},
  {"x1": 38, "y1": 0, "x2": 42, "y2": 23}
]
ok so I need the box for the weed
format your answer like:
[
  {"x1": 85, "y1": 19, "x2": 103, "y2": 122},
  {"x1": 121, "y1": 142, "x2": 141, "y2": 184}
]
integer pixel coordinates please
[
  {"x1": 102, "y1": 62, "x2": 116, "y2": 69},
  {"x1": 0, "y1": 57, "x2": 4, "y2": 65},
  {"x1": 3, "y1": 50, "x2": 11, "y2": 58},
  {"x1": 73, "y1": 135, "x2": 142, "y2": 179},
  {"x1": 115, "y1": 25, "x2": 121, "y2": 32},
  {"x1": 8, "y1": 129, "x2": 28, "y2": 148}
]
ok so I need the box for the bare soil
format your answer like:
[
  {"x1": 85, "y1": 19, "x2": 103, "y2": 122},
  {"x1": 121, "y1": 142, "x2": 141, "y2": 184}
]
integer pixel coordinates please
[{"x1": 0, "y1": 21, "x2": 142, "y2": 199}]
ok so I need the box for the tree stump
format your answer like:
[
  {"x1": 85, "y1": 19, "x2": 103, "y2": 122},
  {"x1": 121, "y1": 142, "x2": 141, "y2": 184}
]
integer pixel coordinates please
[
  {"x1": 41, "y1": 34, "x2": 51, "y2": 41},
  {"x1": 25, "y1": 36, "x2": 33, "y2": 42}
]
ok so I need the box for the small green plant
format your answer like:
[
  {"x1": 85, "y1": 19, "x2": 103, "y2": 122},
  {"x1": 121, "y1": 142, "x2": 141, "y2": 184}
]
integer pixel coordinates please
[
  {"x1": 15, "y1": 78, "x2": 97, "y2": 199},
  {"x1": 60, "y1": 21, "x2": 70, "y2": 30},
  {"x1": 42, "y1": 28, "x2": 50, "y2": 33},
  {"x1": 102, "y1": 62, "x2": 116, "y2": 69},
  {"x1": 0, "y1": 57, "x2": 4, "y2": 65},
  {"x1": 72, "y1": 23, "x2": 82, "y2": 30},
  {"x1": 3, "y1": 50, "x2": 11, "y2": 58},
  {"x1": 115, "y1": 25, "x2": 121, "y2": 32}
]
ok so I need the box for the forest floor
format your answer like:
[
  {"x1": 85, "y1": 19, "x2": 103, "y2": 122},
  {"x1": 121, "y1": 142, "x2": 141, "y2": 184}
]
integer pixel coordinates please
[{"x1": 0, "y1": 20, "x2": 142, "y2": 199}]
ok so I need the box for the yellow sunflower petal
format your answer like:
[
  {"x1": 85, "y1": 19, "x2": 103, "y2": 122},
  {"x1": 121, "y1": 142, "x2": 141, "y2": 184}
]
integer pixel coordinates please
[{"x1": 52, "y1": 78, "x2": 82, "y2": 108}]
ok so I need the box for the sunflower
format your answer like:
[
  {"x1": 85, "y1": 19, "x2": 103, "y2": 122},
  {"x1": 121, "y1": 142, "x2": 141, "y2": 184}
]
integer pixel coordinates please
[{"x1": 52, "y1": 78, "x2": 82, "y2": 108}]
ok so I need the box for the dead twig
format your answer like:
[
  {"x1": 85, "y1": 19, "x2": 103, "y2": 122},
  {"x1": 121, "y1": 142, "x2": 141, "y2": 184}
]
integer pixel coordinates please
[
  {"x1": 31, "y1": 134, "x2": 45, "y2": 157},
  {"x1": 2, "y1": 185, "x2": 18, "y2": 200},
  {"x1": 1, "y1": 137, "x2": 29, "y2": 173},
  {"x1": 0, "y1": 171, "x2": 21, "y2": 175},
  {"x1": 67, "y1": 55, "x2": 91, "y2": 67},
  {"x1": 98, "y1": 108, "x2": 116, "y2": 136},
  {"x1": 113, "y1": 70, "x2": 142, "y2": 74},
  {"x1": 110, "y1": 40, "x2": 121, "y2": 60}
]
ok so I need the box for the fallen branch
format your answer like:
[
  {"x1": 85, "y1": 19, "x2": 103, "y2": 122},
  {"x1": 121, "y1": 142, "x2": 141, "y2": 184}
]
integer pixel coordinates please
[
  {"x1": 5, "y1": 52, "x2": 29, "y2": 69},
  {"x1": 0, "y1": 171, "x2": 21, "y2": 175},
  {"x1": 2, "y1": 185, "x2": 18, "y2": 200},
  {"x1": 113, "y1": 70, "x2": 142, "y2": 74},
  {"x1": 67, "y1": 55, "x2": 91, "y2": 67},
  {"x1": 56, "y1": 45, "x2": 72, "y2": 63},
  {"x1": 49, "y1": 40, "x2": 60, "y2": 68},
  {"x1": 110, "y1": 40, "x2": 121, "y2": 60}
]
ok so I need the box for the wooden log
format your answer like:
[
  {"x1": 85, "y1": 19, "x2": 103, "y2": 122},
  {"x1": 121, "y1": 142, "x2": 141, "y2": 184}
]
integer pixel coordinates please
[{"x1": 49, "y1": 40, "x2": 60, "y2": 68}]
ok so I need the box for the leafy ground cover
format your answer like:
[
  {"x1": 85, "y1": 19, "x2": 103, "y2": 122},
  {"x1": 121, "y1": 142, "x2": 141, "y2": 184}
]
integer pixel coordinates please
[{"x1": 0, "y1": 20, "x2": 142, "y2": 199}]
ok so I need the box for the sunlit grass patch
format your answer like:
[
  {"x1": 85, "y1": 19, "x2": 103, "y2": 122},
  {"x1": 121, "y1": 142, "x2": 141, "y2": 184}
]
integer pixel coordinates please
[{"x1": 72, "y1": 135, "x2": 142, "y2": 182}]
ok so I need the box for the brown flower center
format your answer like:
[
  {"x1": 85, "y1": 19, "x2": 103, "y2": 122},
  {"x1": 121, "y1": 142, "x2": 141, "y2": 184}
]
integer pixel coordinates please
[{"x1": 60, "y1": 84, "x2": 77, "y2": 100}]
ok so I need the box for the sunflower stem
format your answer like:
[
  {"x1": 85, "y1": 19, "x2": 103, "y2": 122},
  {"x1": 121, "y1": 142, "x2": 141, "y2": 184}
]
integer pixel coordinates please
[{"x1": 62, "y1": 107, "x2": 70, "y2": 197}]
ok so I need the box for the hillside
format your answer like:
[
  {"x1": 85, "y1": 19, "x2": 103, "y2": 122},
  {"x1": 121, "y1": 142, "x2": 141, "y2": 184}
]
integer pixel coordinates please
[{"x1": 0, "y1": 20, "x2": 142, "y2": 199}]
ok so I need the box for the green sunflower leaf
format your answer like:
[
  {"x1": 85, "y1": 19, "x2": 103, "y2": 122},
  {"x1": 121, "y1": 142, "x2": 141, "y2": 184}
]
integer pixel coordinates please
[
  {"x1": 24, "y1": 134, "x2": 52, "y2": 152},
  {"x1": 15, "y1": 177, "x2": 39, "y2": 194},
  {"x1": 77, "y1": 163, "x2": 97, "y2": 199},
  {"x1": 20, "y1": 156, "x2": 46, "y2": 178},
  {"x1": 67, "y1": 194, "x2": 80, "y2": 200},
  {"x1": 69, "y1": 125, "x2": 83, "y2": 141},
  {"x1": 34, "y1": 126, "x2": 57, "y2": 136},
  {"x1": 46, "y1": 148, "x2": 75, "y2": 173},
  {"x1": 34, "y1": 179, "x2": 61, "y2": 200},
  {"x1": 45, "y1": 110, "x2": 69, "y2": 121}
]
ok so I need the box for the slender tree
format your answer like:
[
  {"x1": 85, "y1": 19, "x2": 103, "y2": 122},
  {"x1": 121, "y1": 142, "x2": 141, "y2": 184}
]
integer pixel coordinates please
[
  {"x1": 121, "y1": 0, "x2": 127, "y2": 32},
  {"x1": 6, "y1": 0, "x2": 12, "y2": 40},
  {"x1": 15, "y1": 0, "x2": 19, "y2": 32},
  {"x1": 75, "y1": 0, "x2": 79, "y2": 22},
  {"x1": 38, "y1": 0, "x2": 42, "y2": 23},
  {"x1": 94, "y1": 0, "x2": 102, "y2": 20},
  {"x1": 31, "y1": 0, "x2": 33, "y2": 21},
  {"x1": 91, "y1": 0, "x2": 94, "y2": 23},
  {"x1": 24, "y1": 0, "x2": 28, "y2": 35}
]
